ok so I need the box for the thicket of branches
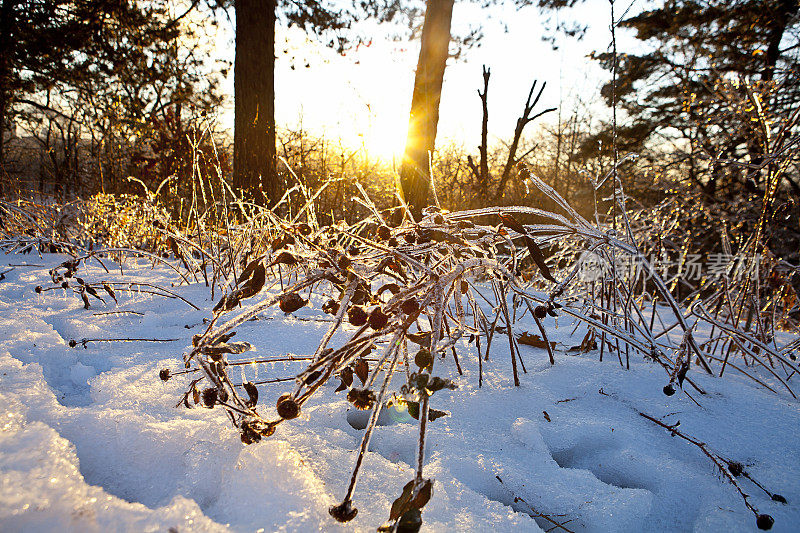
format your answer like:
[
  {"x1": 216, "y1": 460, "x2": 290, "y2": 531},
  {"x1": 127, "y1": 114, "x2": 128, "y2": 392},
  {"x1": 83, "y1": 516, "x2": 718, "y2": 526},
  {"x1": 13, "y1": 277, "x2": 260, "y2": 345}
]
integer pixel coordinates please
[{"x1": 2, "y1": 1, "x2": 800, "y2": 530}]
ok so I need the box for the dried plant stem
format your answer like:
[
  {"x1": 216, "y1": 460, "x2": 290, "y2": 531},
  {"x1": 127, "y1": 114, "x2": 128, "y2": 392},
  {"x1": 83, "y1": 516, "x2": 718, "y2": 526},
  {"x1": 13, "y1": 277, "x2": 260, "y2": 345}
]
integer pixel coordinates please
[{"x1": 339, "y1": 332, "x2": 402, "y2": 505}]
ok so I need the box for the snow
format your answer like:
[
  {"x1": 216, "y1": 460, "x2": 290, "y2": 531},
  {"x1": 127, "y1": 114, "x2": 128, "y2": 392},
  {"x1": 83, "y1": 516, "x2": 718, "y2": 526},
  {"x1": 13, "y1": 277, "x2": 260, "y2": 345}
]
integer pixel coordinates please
[{"x1": 1, "y1": 252, "x2": 799, "y2": 532}]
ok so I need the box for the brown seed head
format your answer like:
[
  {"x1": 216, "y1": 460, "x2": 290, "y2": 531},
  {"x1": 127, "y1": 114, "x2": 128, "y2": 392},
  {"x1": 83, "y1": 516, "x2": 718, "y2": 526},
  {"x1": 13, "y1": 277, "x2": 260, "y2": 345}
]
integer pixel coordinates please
[
  {"x1": 201, "y1": 388, "x2": 218, "y2": 408},
  {"x1": 337, "y1": 254, "x2": 352, "y2": 270},
  {"x1": 348, "y1": 305, "x2": 368, "y2": 326},
  {"x1": 329, "y1": 501, "x2": 358, "y2": 522},
  {"x1": 276, "y1": 393, "x2": 301, "y2": 419},
  {"x1": 322, "y1": 298, "x2": 340, "y2": 315},
  {"x1": 728, "y1": 462, "x2": 743, "y2": 477},
  {"x1": 415, "y1": 349, "x2": 433, "y2": 370},
  {"x1": 347, "y1": 388, "x2": 376, "y2": 410},
  {"x1": 377, "y1": 225, "x2": 392, "y2": 240},
  {"x1": 401, "y1": 298, "x2": 420, "y2": 315},
  {"x1": 368, "y1": 307, "x2": 389, "y2": 330},
  {"x1": 756, "y1": 514, "x2": 774, "y2": 530}
]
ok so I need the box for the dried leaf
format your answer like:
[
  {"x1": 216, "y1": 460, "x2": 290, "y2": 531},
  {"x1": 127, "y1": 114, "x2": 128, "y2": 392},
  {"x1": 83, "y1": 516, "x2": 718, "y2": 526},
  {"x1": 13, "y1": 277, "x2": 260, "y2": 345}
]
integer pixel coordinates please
[
  {"x1": 405, "y1": 402, "x2": 448, "y2": 421},
  {"x1": 517, "y1": 332, "x2": 556, "y2": 351},
  {"x1": 102, "y1": 283, "x2": 117, "y2": 302},
  {"x1": 524, "y1": 236, "x2": 556, "y2": 282},
  {"x1": 497, "y1": 212, "x2": 526, "y2": 234},
  {"x1": 406, "y1": 332, "x2": 431, "y2": 348},
  {"x1": 426, "y1": 376, "x2": 456, "y2": 392},
  {"x1": 85, "y1": 285, "x2": 105, "y2": 302},
  {"x1": 213, "y1": 295, "x2": 229, "y2": 312},
  {"x1": 279, "y1": 292, "x2": 307, "y2": 313},
  {"x1": 377, "y1": 283, "x2": 401, "y2": 296},
  {"x1": 353, "y1": 358, "x2": 369, "y2": 385},
  {"x1": 677, "y1": 360, "x2": 690, "y2": 388},
  {"x1": 243, "y1": 382, "x2": 259, "y2": 408},
  {"x1": 269, "y1": 251, "x2": 298, "y2": 267},
  {"x1": 201, "y1": 341, "x2": 252, "y2": 357},
  {"x1": 241, "y1": 263, "x2": 266, "y2": 298},
  {"x1": 410, "y1": 479, "x2": 433, "y2": 509},
  {"x1": 390, "y1": 481, "x2": 415, "y2": 520},
  {"x1": 498, "y1": 212, "x2": 555, "y2": 282},
  {"x1": 428, "y1": 408, "x2": 449, "y2": 421},
  {"x1": 214, "y1": 332, "x2": 236, "y2": 344},
  {"x1": 340, "y1": 366, "x2": 354, "y2": 387},
  {"x1": 167, "y1": 237, "x2": 182, "y2": 260},
  {"x1": 237, "y1": 257, "x2": 263, "y2": 284}
]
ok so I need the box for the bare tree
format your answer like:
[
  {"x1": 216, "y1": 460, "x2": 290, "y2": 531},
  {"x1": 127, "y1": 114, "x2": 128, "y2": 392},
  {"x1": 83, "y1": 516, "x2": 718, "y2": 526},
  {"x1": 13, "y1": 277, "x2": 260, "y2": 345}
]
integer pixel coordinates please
[
  {"x1": 397, "y1": 0, "x2": 454, "y2": 219},
  {"x1": 233, "y1": 0, "x2": 278, "y2": 207}
]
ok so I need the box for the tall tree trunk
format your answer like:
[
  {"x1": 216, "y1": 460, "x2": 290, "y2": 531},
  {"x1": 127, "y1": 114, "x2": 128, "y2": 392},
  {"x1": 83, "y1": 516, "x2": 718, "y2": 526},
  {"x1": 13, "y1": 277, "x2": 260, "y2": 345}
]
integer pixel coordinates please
[
  {"x1": 747, "y1": 0, "x2": 798, "y2": 188},
  {"x1": 762, "y1": 0, "x2": 798, "y2": 82},
  {"x1": 398, "y1": 0, "x2": 454, "y2": 220},
  {"x1": 234, "y1": 0, "x2": 278, "y2": 207},
  {"x1": 0, "y1": 0, "x2": 17, "y2": 198}
]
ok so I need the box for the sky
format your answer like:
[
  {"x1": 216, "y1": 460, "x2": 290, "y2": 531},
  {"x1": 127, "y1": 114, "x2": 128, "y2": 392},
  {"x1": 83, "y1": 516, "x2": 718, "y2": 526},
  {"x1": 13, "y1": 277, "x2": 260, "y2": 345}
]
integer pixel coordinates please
[{"x1": 211, "y1": 0, "x2": 646, "y2": 161}]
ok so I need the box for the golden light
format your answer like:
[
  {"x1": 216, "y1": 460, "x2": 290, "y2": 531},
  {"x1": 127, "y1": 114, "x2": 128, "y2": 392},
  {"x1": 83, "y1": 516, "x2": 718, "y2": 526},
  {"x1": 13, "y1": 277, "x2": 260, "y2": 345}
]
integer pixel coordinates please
[{"x1": 359, "y1": 125, "x2": 407, "y2": 162}]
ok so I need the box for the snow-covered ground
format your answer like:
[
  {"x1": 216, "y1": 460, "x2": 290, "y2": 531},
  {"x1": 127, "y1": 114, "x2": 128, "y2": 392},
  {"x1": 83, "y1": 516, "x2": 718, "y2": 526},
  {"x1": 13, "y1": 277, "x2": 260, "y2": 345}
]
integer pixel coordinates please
[{"x1": 1, "y1": 253, "x2": 798, "y2": 532}]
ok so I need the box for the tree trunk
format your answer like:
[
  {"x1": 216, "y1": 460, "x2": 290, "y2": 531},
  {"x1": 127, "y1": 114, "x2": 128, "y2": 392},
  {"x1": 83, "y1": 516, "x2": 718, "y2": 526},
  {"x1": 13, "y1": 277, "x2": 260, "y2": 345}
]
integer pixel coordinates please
[
  {"x1": 398, "y1": 0, "x2": 454, "y2": 220},
  {"x1": 234, "y1": 0, "x2": 278, "y2": 207},
  {"x1": 0, "y1": 0, "x2": 17, "y2": 198},
  {"x1": 762, "y1": 0, "x2": 798, "y2": 82}
]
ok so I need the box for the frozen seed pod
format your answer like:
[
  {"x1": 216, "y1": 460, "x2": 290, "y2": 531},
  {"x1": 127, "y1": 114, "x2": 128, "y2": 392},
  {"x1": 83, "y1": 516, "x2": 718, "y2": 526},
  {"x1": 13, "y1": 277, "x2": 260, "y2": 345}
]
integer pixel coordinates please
[
  {"x1": 756, "y1": 514, "x2": 774, "y2": 530},
  {"x1": 276, "y1": 393, "x2": 301, "y2": 419},
  {"x1": 322, "y1": 298, "x2": 340, "y2": 315},
  {"x1": 415, "y1": 349, "x2": 433, "y2": 370},
  {"x1": 201, "y1": 388, "x2": 218, "y2": 408},
  {"x1": 401, "y1": 298, "x2": 420, "y2": 315},
  {"x1": 329, "y1": 500, "x2": 358, "y2": 522},
  {"x1": 727, "y1": 462, "x2": 743, "y2": 477},
  {"x1": 377, "y1": 225, "x2": 392, "y2": 240},
  {"x1": 347, "y1": 388, "x2": 376, "y2": 410},
  {"x1": 337, "y1": 254, "x2": 351, "y2": 270},
  {"x1": 368, "y1": 307, "x2": 389, "y2": 330},
  {"x1": 159, "y1": 368, "x2": 171, "y2": 381},
  {"x1": 348, "y1": 305, "x2": 368, "y2": 326},
  {"x1": 663, "y1": 384, "x2": 676, "y2": 396}
]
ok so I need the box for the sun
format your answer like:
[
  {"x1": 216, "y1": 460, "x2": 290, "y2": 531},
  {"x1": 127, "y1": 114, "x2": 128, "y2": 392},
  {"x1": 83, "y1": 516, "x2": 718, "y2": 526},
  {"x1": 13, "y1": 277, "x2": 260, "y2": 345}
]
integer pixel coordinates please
[{"x1": 360, "y1": 126, "x2": 407, "y2": 162}]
